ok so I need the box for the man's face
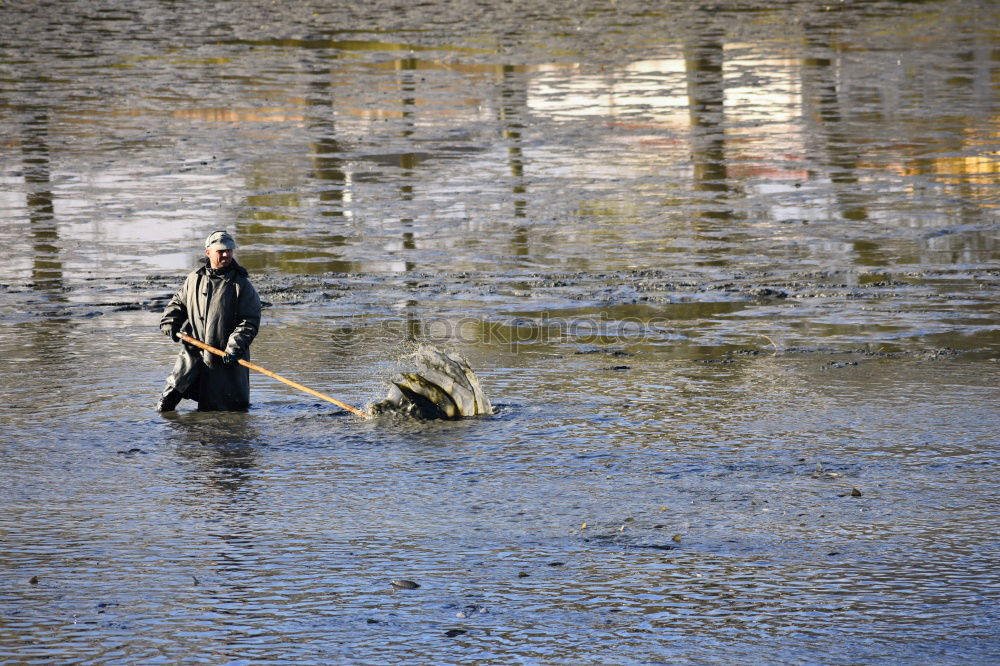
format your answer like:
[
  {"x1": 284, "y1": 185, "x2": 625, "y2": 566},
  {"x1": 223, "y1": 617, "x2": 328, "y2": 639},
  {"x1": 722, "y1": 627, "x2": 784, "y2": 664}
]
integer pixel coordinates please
[{"x1": 206, "y1": 247, "x2": 234, "y2": 270}]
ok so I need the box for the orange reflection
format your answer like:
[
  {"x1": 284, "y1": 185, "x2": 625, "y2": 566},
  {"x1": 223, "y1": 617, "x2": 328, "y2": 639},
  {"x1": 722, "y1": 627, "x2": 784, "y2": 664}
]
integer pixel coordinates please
[{"x1": 169, "y1": 107, "x2": 305, "y2": 124}]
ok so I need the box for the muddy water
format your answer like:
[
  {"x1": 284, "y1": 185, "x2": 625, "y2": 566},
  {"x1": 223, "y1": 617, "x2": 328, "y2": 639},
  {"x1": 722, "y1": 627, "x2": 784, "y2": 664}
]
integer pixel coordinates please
[{"x1": 1, "y1": 1, "x2": 998, "y2": 663}]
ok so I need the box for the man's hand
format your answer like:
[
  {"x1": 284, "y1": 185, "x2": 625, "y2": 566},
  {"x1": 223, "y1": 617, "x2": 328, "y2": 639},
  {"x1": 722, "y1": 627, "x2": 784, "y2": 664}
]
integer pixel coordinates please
[
  {"x1": 162, "y1": 324, "x2": 181, "y2": 342},
  {"x1": 222, "y1": 351, "x2": 239, "y2": 364}
]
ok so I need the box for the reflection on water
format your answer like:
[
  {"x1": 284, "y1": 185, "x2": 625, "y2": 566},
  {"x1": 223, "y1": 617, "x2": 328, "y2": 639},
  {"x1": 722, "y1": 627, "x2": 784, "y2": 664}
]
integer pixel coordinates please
[
  {"x1": 166, "y1": 411, "x2": 261, "y2": 463},
  {"x1": 685, "y1": 23, "x2": 729, "y2": 199},
  {"x1": 801, "y1": 26, "x2": 871, "y2": 233},
  {"x1": 20, "y1": 110, "x2": 63, "y2": 290},
  {"x1": 0, "y1": 1, "x2": 998, "y2": 663},
  {"x1": 0, "y1": 0, "x2": 995, "y2": 280}
]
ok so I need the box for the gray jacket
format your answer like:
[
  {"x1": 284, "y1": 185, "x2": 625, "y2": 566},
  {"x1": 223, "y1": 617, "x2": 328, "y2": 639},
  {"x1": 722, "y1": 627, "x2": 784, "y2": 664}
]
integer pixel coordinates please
[{"x1": 160, "y1": 259, "x2": 261, "y2": 411}]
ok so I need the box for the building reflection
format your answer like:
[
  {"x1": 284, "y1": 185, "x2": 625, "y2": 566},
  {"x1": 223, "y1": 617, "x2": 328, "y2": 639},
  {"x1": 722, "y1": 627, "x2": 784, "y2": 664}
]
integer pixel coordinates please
[
  {"x1": 26, "y1": 12, "x2": 993, "y2": 279},
  {"x1": 235, "y1": 58, "x2": 356, "y2": 274}
]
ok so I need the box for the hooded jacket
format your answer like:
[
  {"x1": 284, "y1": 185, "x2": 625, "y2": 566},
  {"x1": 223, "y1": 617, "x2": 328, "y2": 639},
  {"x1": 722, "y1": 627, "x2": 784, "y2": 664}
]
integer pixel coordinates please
[{"x1": 160, "y1": 259, "x2": 261, "y2": 411}]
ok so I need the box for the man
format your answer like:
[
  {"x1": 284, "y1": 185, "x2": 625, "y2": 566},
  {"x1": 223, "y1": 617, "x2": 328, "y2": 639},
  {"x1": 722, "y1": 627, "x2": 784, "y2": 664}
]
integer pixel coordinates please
[{"x1": 156, "y1": 230, "x2": 261, "y2": 412}]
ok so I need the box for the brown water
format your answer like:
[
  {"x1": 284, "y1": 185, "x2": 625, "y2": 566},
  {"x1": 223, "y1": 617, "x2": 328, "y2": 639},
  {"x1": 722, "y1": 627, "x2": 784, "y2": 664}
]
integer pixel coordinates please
[{"x1": 1, "y1": 1, "x2": 998, "y2": 663}]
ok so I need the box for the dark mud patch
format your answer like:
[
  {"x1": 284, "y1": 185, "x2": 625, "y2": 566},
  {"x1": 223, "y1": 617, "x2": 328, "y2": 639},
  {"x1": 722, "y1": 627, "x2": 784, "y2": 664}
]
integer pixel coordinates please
[
  {"x1": 7, "y1": 267, "x2": 993, "y2": 312},
  {"x1": 574, "y1": 347, "x2": 633, "y2": 357},
  {"x1": 3, "y1": 268, "x2": 996, "y2": 359}
]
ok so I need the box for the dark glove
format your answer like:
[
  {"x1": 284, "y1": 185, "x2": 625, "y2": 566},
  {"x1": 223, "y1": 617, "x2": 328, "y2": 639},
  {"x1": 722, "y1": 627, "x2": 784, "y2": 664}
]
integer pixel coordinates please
[
  {"x1": 222, "y1": 351, "x2": 239, "y2": 364},
  {"x1": 161, "y1": 324, "x2": 180, "y2": 342}
]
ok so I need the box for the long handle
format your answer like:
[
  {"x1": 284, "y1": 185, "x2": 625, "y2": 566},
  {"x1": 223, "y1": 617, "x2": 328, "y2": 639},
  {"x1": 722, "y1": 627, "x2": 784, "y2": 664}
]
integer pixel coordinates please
[{"x1": 179, "y1": 333, "x2": 368, "y2": 418}]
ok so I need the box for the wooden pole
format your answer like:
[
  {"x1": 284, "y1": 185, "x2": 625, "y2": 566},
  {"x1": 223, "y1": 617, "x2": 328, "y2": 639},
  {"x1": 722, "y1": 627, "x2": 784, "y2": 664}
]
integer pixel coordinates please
[{"x1": 179, "y1": 333, "x2": 368, "y2": 418}]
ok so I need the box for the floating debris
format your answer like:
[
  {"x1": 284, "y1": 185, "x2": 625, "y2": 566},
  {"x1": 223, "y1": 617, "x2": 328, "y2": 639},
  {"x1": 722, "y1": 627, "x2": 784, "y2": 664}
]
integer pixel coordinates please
[
  {"x1": 748, "y1": 287, "x2": 788, "y2": 300},
  {"x1": 29, "y1": 575, "x2": 39, "y2": 585},
  {"x1": 445, "y1": 628, "x2": 467, "y2": 638},
  {"x1": 456, "y1": 604, "x2": 488, "y2": 618},
  {"x1": 390, "y1": 579, "x2": 420, "y2": 590},
  {"x1": 811, "y1": 463, "x2": 843, "y2": 480}
]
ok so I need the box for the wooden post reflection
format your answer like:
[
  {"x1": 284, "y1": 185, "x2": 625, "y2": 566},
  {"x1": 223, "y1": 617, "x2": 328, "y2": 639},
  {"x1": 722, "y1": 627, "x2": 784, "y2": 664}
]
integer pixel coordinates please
[
  {"x1": 684, "y1": 24, "x2": 732, "y2": 225},
  {"x1": 21, "y1": 110, "x2": 64, "y2": 290},
  {"x1": 801, "y1": 29, "x2": 870, "y2": 223},
  {"x1": 499, "y1": 63, "x2": 531, "y2": 258}
]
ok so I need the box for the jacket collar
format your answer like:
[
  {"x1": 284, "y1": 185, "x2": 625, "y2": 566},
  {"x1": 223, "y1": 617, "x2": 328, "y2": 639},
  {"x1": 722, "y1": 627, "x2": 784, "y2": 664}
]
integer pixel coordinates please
[{"x1": 198, "y1": 258, "x2": 248, "y2": 279}]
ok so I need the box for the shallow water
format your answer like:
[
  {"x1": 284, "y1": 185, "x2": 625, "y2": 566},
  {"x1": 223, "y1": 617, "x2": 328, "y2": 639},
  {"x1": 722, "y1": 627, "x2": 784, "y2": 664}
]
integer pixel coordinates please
[{"x1": 1, "y1": 1, "x2": 998, "y2": 663}]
